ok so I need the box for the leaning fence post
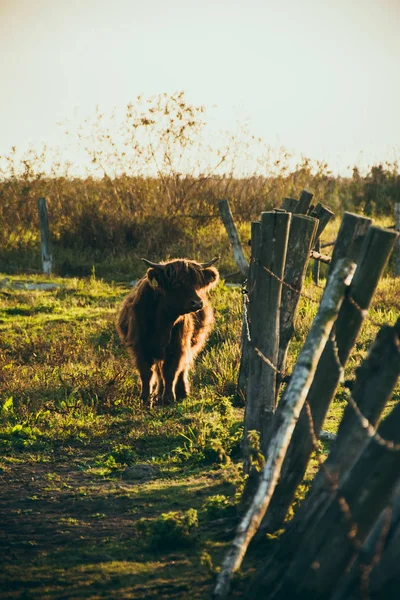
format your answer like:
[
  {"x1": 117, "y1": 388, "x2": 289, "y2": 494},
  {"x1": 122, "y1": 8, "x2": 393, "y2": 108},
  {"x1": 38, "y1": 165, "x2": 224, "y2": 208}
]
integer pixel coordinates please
[
  {"x1": 320, "y1": 316, "x2": 400, "y2": 477},
  {"x1": 331, "y1": 484, "x2": 400, "y2": 600},
  {"x1": 248, "y1": 318, "x2": 400, "y2": 596},
  {"x1": 214, "y1": 258, "x2": 356, "y2": 600},
  {"x1": 248, "y1": 399, "x2": 400, "y2": 600},
  {"x1": 244, "y1": 211, "x2": 291, "y2": 464},
  {"x1": 277, "y1": 214, "x2": 318, "y2": 380},
  {"x1": 310, "y1": 202, "x2": 335, "y2": 243},
  {"x1": 395, "y1": 202, "x2": 400, "y2": 276},
  {"x1": 38, "y1": 198, "x2": 52, "y2": 275},
  {"x1": 218, "y1": 199, "x2": 249, "y2": 277},
  {"x1": 294, "y1": 189, "x2": 313, "y2": 215}
]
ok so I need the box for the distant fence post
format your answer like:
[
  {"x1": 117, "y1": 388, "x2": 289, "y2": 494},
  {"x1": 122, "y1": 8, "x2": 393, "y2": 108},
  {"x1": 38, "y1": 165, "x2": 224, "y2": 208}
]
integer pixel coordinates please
[
  {"x1": 294, "y1": 189, "x2": 313, "y2": 214},
  {"x1": 309, "y1": 203, "x2": 335, "y2": 243},
  {"x1": 395, "y1": 202, "x2": 400, "y2": 276},
  {"x1": 38, "y1": 198, "x2": 52, "y2": 275},
  {"x1": 282, "y1": 197, "x2": 298, "y2": 213},
  {"x1": 218, "y1": 199, "x2": 249, "y2": 277}
]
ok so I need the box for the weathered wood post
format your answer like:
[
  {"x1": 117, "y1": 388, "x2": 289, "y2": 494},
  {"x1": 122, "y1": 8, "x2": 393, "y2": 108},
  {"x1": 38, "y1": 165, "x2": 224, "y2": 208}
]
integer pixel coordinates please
[
  {"x1": 310, "y1": 202, "x2": 335, "y2": 242},
  {"x1": 218, "y1": 199, "x2": 249, "y2": 277},
  {"x1": 214, "y1": 258, "x2": 356, "y2": 600},
  {"x1": 294, "y1": 189, "x2": 313, "y2": 214},
  {"x1": 243, "y1": 211, "x2": 291, "y2": 464},
  {"x1": 331, "y1": 484, "x2": 400, "y2": 600},
  {"x1": 395, "y1": 202, "x2": 400, "y2": 276},
  {"x1": 319, "y1": 316, "x2": 400, "y2": 478},
  {"x1": 38, "y1": 198, "x2": 52, "y2": 275},
  {"x1": 237, "y1": 221, "x2": 261, "y2": 399},
  {"x1": 277, "y1": 214, "x2": 318, "y2": 380},
  {"x1": 312, "y1": 238, "x2": 320, "y2": 284},
  {"x1": 282, "y1": 197, "x2": 298, "y2": 213},
  {"x1": 309, "y1": 203, "x2": 334, "y2": 285},
  {"x1": 247, "y1": 318, "x2": 400, "y2": 596},
  {"x1": 247, "y1": 400, "x2": 400, "y2": 600}
]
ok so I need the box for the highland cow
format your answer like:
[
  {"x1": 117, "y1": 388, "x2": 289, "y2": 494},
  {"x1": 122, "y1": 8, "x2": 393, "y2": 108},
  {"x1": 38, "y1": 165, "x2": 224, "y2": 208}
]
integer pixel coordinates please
[{"x1": 117, "y1": 257, "x2": 219, "y2": 404}]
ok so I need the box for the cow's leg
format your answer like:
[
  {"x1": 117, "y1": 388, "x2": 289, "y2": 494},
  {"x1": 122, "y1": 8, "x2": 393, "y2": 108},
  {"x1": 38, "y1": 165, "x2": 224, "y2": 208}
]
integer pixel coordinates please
[
  {"x1": 136, "y1": 358, "x2": 153, "y2": 402},
  {"x1": 149, "y1": 369, "x2": 158, "y2": 395},
  {"x1": 175, "y1": 369, "x2": 190, "y2": 401},
  {"x1": 162, "y1": 357, "x2": 180, "y2": 404},
  {"x1": 162, "y1": 349, "x2": 188, "y2": 404},
  {"x1": 150, "y1": 363, "x2": 164, "y2": 400},
  {"x1": 162, "y1": 321, "x2": 189, "y2": 404}
]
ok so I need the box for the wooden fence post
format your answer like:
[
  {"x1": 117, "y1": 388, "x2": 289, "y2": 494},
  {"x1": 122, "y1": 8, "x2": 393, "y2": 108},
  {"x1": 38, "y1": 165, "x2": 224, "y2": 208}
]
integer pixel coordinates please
[
  {"x1": 395, "y1": 202, "x2": 400, "y2": 276},
  {"x1": 248, "y1": 318, "x2": 400, "y2": 596},
  {"x1": 294, "y1": 189, "x2": 313, "y2": 214},
  {"x1": 247, "y1": 400, "x2": 400, "y2": 600},
  {"x1": 282, "y1": 197, "x2": 298, "y2": 213},
  {"x1": 214, "y1": 258, "x2": 356, "y2": 600},
  {"x1": 38, "y1": 198, "x2": 52, "y2": 275},
  {"x1": 310, "y1": 202, "x2": 335, "y2": 242},
  {"x1": 277, "y1": 214, "x2": 318, "y2": 380},
  {"x1": 319, "y1": 316, "x2": 400, "y2": 477},
  {"x1": 312, "y1": 238, "x2": 320, "y2": 284},
  {"x1": 244, "y1": 211, "x2": 291, "y2": 463},
  {"x1": 237, "y1": 221, "x2": 261, "y2": 399},
  {"x1": 331, "y1": 484, "x2": 400, "y2": 600},
  {"x1": 218, "y1": 199, "x2": 249, "y2": 277}
]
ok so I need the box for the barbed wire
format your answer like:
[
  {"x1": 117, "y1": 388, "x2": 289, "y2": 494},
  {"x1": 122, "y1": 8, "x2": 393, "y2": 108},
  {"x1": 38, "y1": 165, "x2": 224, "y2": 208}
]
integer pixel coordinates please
[
  {"x1": 242, "y1": 289, "x2": 281, "y2": 374},
  {"x1": 244, "y1": 256, "x2": 400, "y2": 449},
  {"x1": 330, "y1": 331, "x2": 400, "y2": 452},
  {"x1": 244, "y1": 256, "x2": 395, "y2": 373},
  {"x1": 251, "y1": 257, "x2": 324, "y2": 302}
]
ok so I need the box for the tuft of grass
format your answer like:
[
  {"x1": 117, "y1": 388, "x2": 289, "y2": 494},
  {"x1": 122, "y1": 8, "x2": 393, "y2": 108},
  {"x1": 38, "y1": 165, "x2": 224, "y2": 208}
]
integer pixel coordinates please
[{"x1": 136, "y1": 508, "x2": 199, "y2": 551}]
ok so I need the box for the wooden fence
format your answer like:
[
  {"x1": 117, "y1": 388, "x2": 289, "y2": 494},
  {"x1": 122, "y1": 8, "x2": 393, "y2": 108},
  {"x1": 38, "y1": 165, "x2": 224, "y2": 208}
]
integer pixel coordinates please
[{"x1": 215, "y1": 192, "x2": 400, "y2": 599}]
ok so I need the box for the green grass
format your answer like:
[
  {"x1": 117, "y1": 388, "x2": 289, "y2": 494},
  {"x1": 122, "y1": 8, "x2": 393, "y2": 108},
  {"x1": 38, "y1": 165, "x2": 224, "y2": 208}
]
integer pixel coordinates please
[{"x1": 0, "y1": 270, "x2": 398, "y2": 598}]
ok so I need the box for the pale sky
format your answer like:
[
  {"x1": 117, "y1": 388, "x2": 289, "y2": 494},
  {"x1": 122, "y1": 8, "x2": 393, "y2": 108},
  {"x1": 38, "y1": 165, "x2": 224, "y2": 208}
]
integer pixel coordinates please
[{"x1": 1, "y1": 0, "x2": 399, "y2": 175}]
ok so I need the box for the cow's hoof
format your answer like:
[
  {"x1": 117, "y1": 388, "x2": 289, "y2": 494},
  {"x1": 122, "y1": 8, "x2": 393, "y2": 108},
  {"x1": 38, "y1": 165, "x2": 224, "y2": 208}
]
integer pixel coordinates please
[{"x1": 162, "y1": 393, "x2": 175, "y2": 406}]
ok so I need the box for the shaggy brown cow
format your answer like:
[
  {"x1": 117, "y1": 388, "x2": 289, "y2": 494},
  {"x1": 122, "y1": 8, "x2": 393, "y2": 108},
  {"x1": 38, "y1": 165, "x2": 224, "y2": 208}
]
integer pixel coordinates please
[{"x1": 117, "y1": 257, "x2": 219, "y2": 404}]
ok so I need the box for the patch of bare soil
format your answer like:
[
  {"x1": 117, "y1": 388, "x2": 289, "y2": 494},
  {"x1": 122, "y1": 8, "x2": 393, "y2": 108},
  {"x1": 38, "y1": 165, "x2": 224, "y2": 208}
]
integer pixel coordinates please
[{"x1": 0, "y1": 459, "x2": 221, "y2": 599}]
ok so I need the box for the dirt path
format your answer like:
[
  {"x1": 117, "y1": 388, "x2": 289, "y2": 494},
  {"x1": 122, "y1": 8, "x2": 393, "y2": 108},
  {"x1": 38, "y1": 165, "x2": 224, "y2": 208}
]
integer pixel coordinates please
[{"x1": 0, "y1": 458, "x2": 225, "y2": 599}]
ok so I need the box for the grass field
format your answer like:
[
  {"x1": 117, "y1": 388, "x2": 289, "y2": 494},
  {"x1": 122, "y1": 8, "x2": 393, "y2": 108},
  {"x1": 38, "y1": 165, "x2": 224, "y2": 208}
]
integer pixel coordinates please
[{"x1": 0, "y1": 268, "x2": 399, "y2": 599}]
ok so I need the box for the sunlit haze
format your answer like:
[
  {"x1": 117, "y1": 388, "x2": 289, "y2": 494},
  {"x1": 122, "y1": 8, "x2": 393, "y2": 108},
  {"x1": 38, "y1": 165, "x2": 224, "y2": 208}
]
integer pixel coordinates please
[{"x1": 1, "y1": 0, "x2": 399, "y2": 176}]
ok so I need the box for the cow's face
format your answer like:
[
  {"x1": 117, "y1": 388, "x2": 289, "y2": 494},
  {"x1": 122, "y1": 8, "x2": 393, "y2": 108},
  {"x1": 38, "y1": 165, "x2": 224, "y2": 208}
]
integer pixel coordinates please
[{"x1": 146, "y1": 259, "x2": 219, "y2": 316}]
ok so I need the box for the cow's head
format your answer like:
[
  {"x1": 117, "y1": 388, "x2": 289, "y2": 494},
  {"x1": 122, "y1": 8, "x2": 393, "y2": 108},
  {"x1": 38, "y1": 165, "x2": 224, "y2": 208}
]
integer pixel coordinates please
[{"x1": 142, "y1": 257, "x2": 219, "y2": 316}]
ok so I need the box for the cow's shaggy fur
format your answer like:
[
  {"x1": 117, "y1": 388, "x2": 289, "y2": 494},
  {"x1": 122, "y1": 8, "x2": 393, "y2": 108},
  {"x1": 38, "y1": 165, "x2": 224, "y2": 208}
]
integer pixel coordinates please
[{"x1": 117, "y1": 258, "x2": 219, "y2": 404}]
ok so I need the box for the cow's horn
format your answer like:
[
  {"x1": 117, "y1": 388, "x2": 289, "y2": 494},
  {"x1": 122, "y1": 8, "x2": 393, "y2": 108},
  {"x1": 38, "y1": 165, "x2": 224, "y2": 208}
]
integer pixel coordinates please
[
  {"x1": 141, "y1": 258, "x2": 165, "y2": 269},
  {"x1": 200, "y1": 256, "x2": 219, "y2": 268}
]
